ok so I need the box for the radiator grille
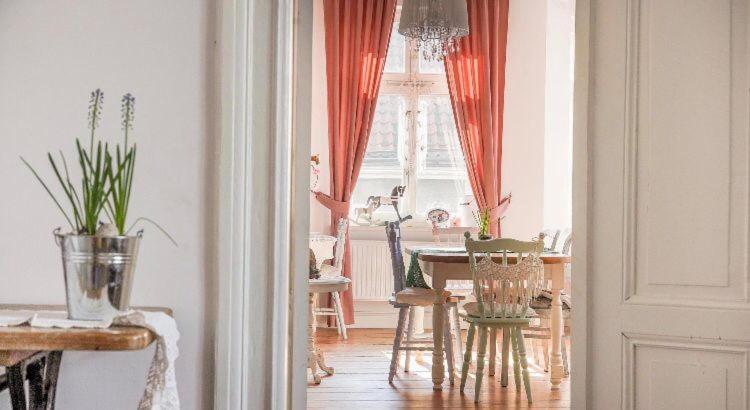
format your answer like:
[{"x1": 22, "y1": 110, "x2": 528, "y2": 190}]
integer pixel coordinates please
[{"x1": 350, "y1": 240, "x2": 473, "y2": 301}]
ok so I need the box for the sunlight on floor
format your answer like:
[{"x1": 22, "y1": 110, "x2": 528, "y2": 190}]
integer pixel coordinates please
[{"x1": 308, "y1": 328, "x2": 570, "y2": 409}]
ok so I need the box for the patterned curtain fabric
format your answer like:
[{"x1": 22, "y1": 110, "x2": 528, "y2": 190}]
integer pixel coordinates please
[
  {"x1": 444, "y1": 0, "x2": 510, "y2": 235},
  {"x1": 316, "y1": 0, "x2": 397, "y2": 324}
]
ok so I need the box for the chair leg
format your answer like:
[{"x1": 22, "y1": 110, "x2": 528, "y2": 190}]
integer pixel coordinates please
[
  {"x1": 488, "y1": 328, "x2": 497, "y2": 376},
  {"x1": 532, "y1": 336, "x2": 542, "y2": 366},
  {"x1": 474, "y1": 326, "x2": 488, "y2": 403},
  {"x1": 332, "y1": 292, "x2": 347, "y2": 340},
  {"x1": 510, "y1": 327, "x2": 522, "y2": 392},
  {"x1": 542, "y1": 318, "x2": 550, "y2": 372},
  {"x1": 500, "y1": 327, "x2": 510, "y2": 387},
  {"x1": 443, "y1": 307, "x2": 455, "y2": 386},
  {"x1": 404, "y1": 307, "x2": 415, "y2": 372},
  {"x1": 562, "y1": 336, "x2": 570, "y2": 376},
  {"x1": 460, "y1": 322, "x2": 476, "y2": 393},
  {"x1": 389, "y1": 307, "x2": 409, "y2": 384},
  {"x1": 332, "y1": 295, "x2": 341, "y2": 337},
  {"x1": 514, "y1": 327, "x2": 533, "y2": 403},
  {"x1": 451, "y1": 305, "x2": 463, "y2": 365}
]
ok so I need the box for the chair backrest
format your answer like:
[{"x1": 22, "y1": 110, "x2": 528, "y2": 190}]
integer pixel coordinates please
[
  {"x1": 332, "y1": 218, "x2": 348, "y2": 269},
  {"x1": 386, "y1": 221, "x2": 406, "y2": 294},
  {"x1": 465, "y1": 232, "x2": 545, "y2": 319},
  {"x1": 541, "y1": 229, "x2": 561, "y2": 252},
  {"x1": 561, "y1": 231, "x2": 572, "y2": 254}
]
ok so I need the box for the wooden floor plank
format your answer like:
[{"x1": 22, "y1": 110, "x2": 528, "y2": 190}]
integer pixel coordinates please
[{"x1": 308, "y1": 328, "x2": 570, "y2": 409}]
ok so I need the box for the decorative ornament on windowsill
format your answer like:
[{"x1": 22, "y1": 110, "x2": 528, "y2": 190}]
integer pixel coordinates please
[
  {"x1": 427, "y1": 208, "x2": 450, "y2": 238},
  {"x1": 472, "y1": 193, "x2": 512, "y2": 240},
  {"x1": 398, "y1": 0, "x2": 470, "y2": 62},
  {"x1": 352, "y1": 185, "x2": 408, "y2": 226},
  {"x1": 22, "y1": 89, "x2": 176, "y2": 321},
  {"x1": 354, "y1": 195, "x2": 382, "y2": 225}
]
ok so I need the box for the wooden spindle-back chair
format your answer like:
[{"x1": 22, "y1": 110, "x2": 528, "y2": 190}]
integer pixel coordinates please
[{"x1": 459, "y1": 232, "x2": 544, "y2": 404}]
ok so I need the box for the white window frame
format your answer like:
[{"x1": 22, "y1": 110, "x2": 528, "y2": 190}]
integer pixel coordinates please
[{"x1": 356, "y1": 28, "x2": 469, "y2": 226}]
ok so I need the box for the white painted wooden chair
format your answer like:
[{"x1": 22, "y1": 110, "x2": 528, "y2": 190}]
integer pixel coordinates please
[
  {"x1": 386, "y1": 221, "x2": 458, "y2": 385},
  {"x1": 541, "y1": 228, "x2": 561, "y2": 253},
  {"x1": 459, "y1": 233, "x2": 545, "y2": 403},
  {"x1": 311, "y1": 218, "x2": 349, "y2": 339},
  {"x1": 526, "y1": 231, "x2": 572, "y2": 375}
]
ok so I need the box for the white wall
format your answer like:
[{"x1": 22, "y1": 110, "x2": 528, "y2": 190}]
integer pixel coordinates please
[
  {"x1": 310, "y1": 0, "x2": 331, "y2": 236},
  {"x1": 0, "y1": 2, "x2": 215, "y2": 409},
  {"x1": 543, "y1": 0, "x2": 575, "y2": 231},
  {"x1": 502, "y1": 0, "x2": 548, "y2": 239}
]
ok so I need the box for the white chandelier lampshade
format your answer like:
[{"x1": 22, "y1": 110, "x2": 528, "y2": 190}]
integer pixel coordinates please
[{"x1": 398, "y1": 0, "x2": 469, "y2": 61}]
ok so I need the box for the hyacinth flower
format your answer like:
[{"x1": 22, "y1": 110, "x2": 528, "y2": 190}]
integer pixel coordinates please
[
  {"x1": 21, "y1": 89, "x2": 175, "y2": 244},
  {"x1": 105, "y1": 93, "x2": 137, "y2": 235},
  {"x1": 22, "y1": 89, "x2": 113, "y2": 235}
]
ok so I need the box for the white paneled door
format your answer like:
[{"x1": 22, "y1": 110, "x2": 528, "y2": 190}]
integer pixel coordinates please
[{"x1": 586, "y1": 0, "x2": 750, "y2": 408}]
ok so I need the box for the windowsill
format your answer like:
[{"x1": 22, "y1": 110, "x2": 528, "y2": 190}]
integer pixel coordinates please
[{"x1": 349, "y1": 224, "x2": 477, "y2": 242}]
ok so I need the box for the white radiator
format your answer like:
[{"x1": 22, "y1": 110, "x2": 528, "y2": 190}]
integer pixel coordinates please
[
  {"x1": 350, "y1": 240, "x2": 399, "y2": 301},
  {"x1": 350, "y1": 239, "x2": 474, "y2": 301}
]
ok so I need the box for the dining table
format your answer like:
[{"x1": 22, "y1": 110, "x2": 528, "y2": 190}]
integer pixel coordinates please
[{"x1": 405, "y1": 246, "x2": 571, "y2": 391}]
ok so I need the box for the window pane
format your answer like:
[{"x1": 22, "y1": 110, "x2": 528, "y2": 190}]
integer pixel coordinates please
[
  {"x1": 416, "y1": 179, "x2": 471, "y2": 216},
  {"x1": 417, "y1": 95, "x2": 464, "y2": 171},
  {"x1": 416, "y1": 95, "x2": 469, "y2": 216},
  {"x1": 352, "y1": 94, "x2": 406, "y2": 221},
  {"x1": 362, "y1": 95, "x2": 405, "y2": 171},
  {"x1": 418, "y1": 53, "x2": 445, "y2": 74},
  {"x1": 384, "y1": 27, "x2": 406, "y2": 73}
]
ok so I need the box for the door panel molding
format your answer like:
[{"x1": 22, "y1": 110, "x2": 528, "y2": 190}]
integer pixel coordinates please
[
  {"x1": 622, "y1": 333, "x2": 750, "y2": 409},
  {"x1": 622, "y1": 0, "x2": 750, "y2": 307}
]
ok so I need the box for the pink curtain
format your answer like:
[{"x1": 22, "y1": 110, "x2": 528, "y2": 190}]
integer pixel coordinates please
[
  {"x1": 445, "y1": 0, "x2": 510, "y2": 235},
  {"x1": 316, "y1": 0, "x2": 396, "y2": 324}
]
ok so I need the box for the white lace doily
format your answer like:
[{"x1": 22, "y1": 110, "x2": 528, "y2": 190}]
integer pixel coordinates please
[{"x1": 115, "y1": 311, "x2": 181, "y2": 410}]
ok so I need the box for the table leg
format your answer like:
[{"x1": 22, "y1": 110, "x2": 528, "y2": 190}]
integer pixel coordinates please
[
  {"x1": 308, "y1": 292, "x2": 333, "y2": 385},
  {"x1": 7, "y1": 363, "x2": 26, "y2": 410},
  {"x1": 308, "y1": 293, "x2": 322, "y2": 384},
  {"x1": 431, "y1": 272, "x2": 447, "y2": 391},
  {"x1": 4, "y1": 351, "x2": 62, "y2": 410},
  {"x1": 44, "y1": 351, "x2": 63, "y2": 408},
  {"x1": 549, "y1": 263, "x2": 565, "y2": 389}
]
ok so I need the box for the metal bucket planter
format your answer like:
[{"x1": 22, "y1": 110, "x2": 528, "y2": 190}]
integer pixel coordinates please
[{"x1": 54, "y1": 229, "x2": 142, "y2": 321}]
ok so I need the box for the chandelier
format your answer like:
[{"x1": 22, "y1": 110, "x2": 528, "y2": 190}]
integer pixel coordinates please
[{"x1": 398, "y1": 0, "x2": 469, "y2": 61}]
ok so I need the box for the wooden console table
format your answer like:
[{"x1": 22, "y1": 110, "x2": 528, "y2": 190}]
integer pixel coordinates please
[{"x1": 0, "y1": 304, "x2": 171, "y2": 410}]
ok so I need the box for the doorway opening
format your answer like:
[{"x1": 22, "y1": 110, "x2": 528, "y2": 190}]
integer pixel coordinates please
[{"x1": 303, "y1": 0, "x2": 576, "y2": 408}]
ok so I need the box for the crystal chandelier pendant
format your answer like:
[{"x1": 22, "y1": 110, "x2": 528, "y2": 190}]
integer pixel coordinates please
[{"x1": 398, "y1": 0, "x2": 469, "y2": 61}]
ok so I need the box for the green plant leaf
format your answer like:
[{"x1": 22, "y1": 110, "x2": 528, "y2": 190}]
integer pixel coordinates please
[{"x1": 20, "y1": 157, "x2": 75, "y2": 231}]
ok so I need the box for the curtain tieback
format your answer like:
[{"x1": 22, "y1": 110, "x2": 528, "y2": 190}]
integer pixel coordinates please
[{"x1": 314, "y1": 192, "x2": 350, "y2": 215}]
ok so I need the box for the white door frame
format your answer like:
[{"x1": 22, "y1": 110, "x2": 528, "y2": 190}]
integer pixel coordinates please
[
  {"x1": 571, "y1": 0, "x2": 591, "y2": 408},
  {"x1": 214, "y1": 0, "x2": 591, "y2": 408},
  {"x1": 214, "y1": 0, "x2": 311, "y2": 408}
]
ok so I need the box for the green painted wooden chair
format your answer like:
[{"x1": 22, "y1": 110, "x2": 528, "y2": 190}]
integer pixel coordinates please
[{"x1": 459, "y1": 232, "x2": 545, "y2": 404}]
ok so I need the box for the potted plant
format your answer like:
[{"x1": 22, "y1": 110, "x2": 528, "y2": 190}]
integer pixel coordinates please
[
  {"x1": 22, "y1": 90, "x2": 148, "y2": 321},
  {"x1": 472, "y1": 194, "x2": 512, "y2": 240}
]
